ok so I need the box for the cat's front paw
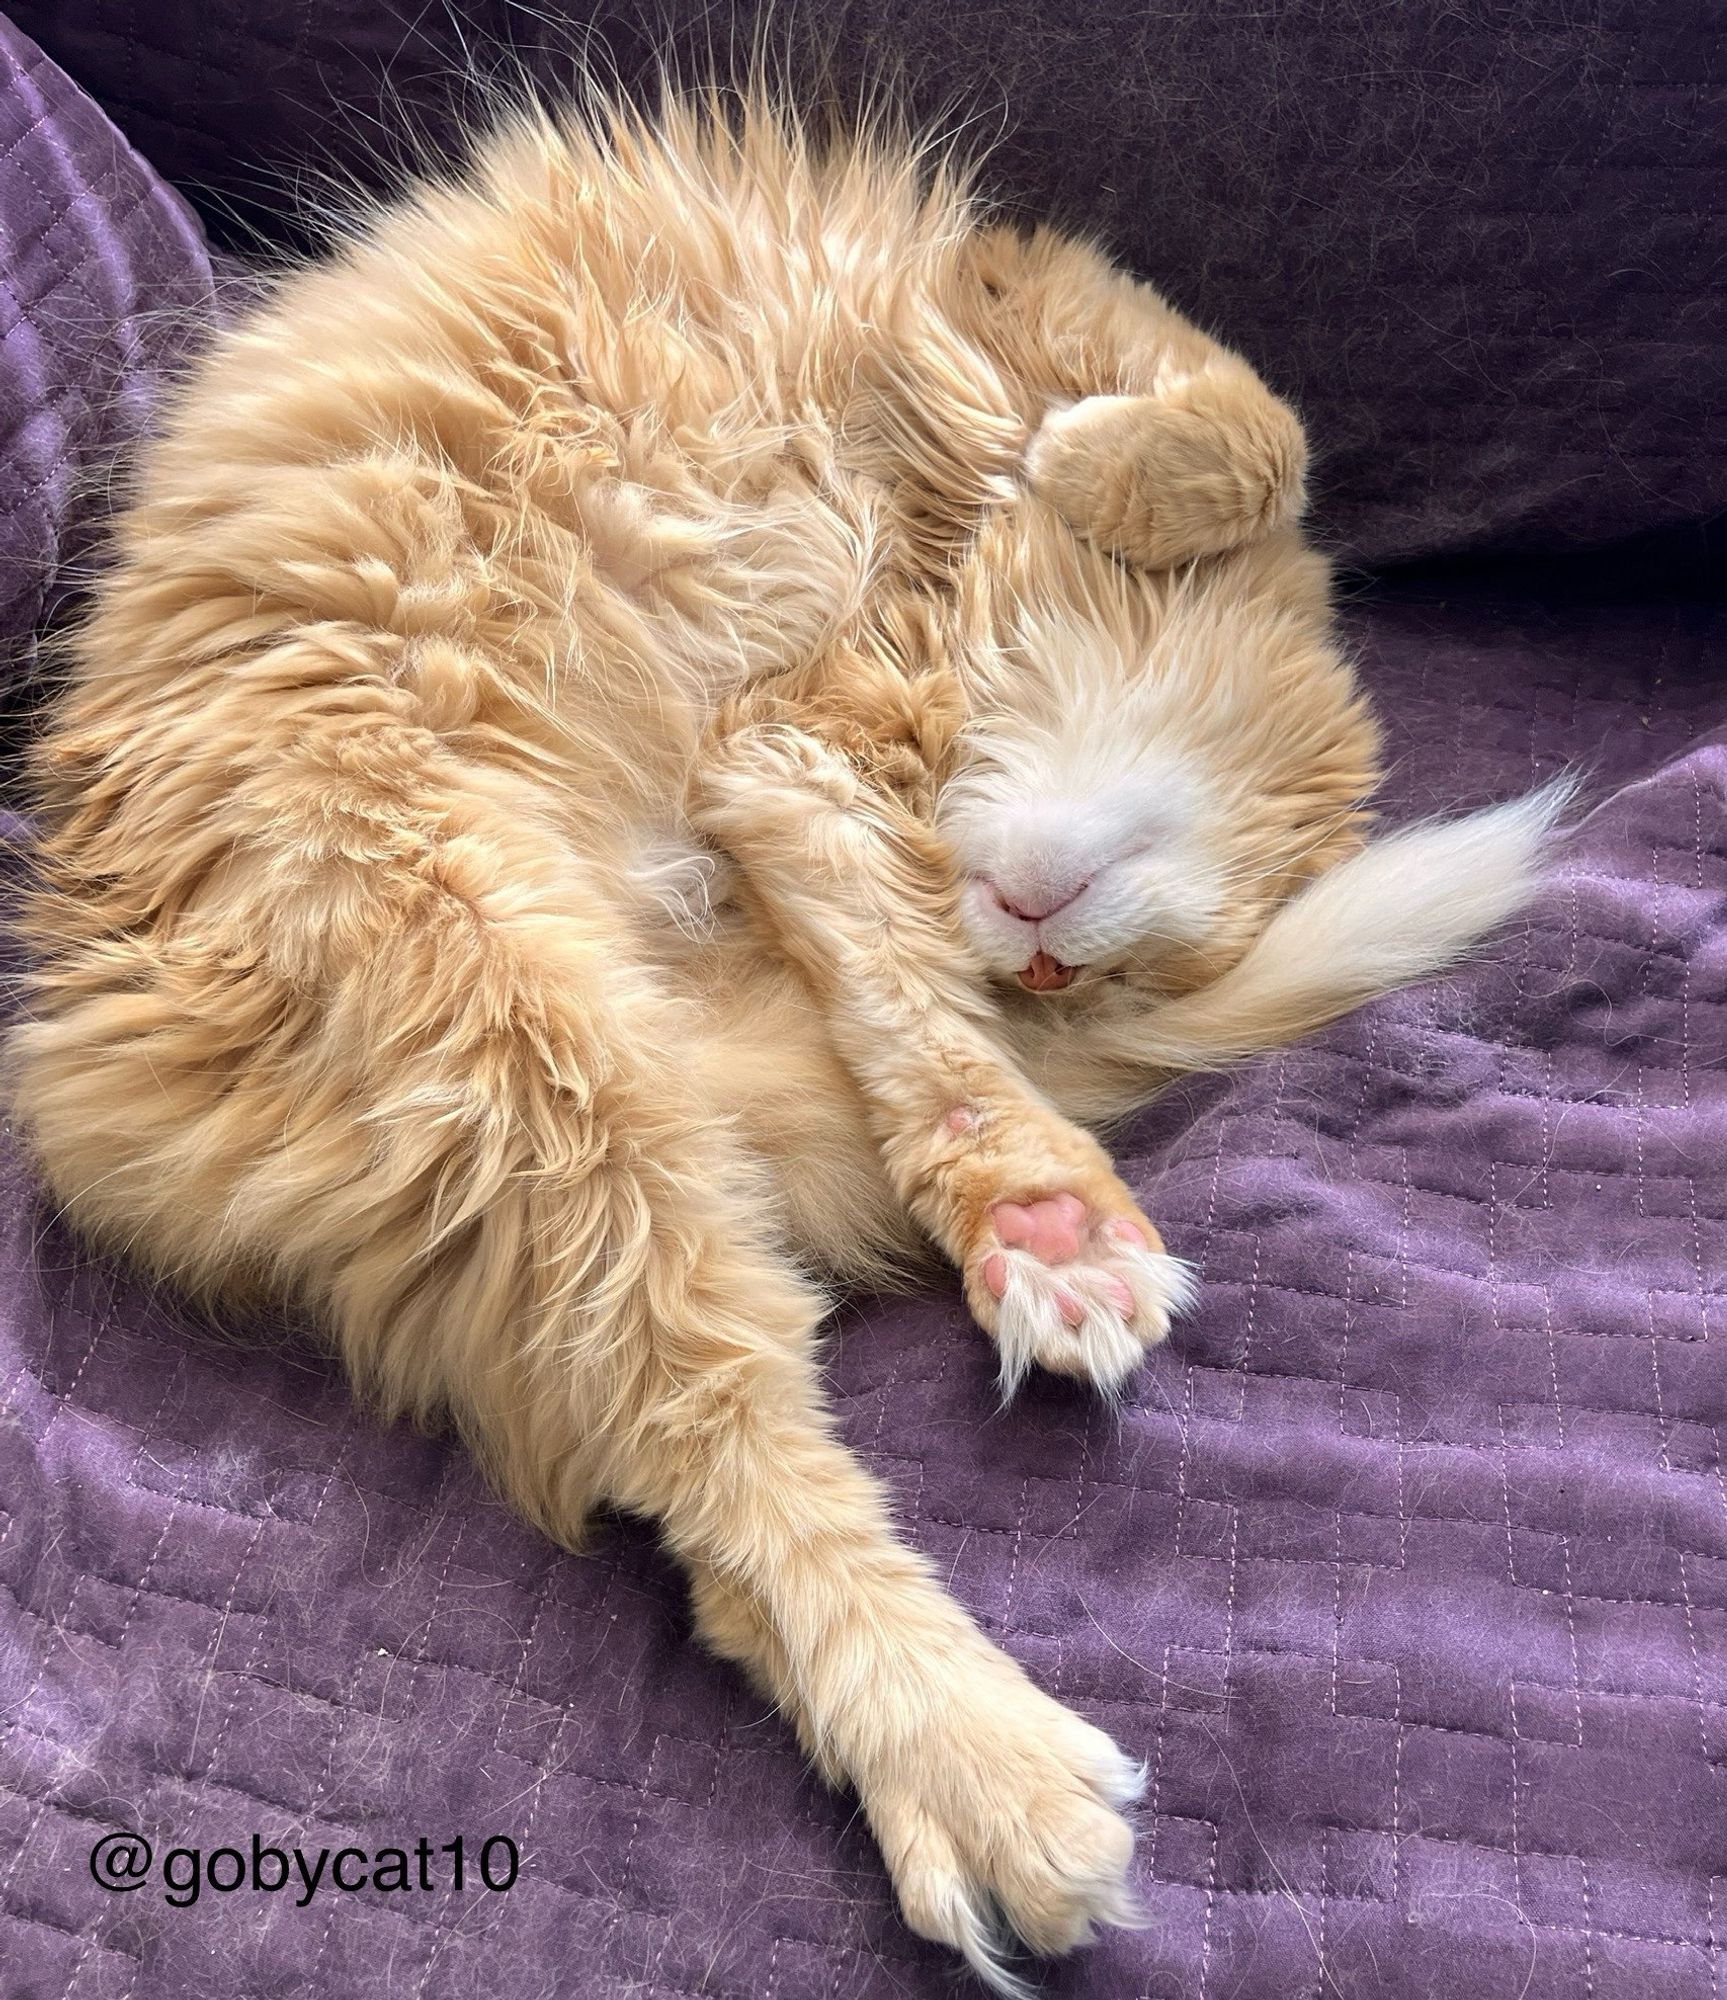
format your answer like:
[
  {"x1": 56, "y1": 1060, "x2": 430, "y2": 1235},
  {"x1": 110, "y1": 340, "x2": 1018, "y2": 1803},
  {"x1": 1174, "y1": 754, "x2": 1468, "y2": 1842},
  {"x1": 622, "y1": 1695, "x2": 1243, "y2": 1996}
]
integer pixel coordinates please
[
  {"x1": 966, "y1": 1189, "x2": 1193, "y2": 1394},
  {"x1": 1026, "y1": 374, "x2": 1307, "y2": 570}
]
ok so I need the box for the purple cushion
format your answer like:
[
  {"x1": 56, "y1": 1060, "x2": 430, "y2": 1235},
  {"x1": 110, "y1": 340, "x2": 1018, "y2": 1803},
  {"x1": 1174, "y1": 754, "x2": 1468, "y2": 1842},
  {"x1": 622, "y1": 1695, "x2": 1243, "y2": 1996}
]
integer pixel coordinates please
[{"x1": 7, "y1": 0, "x2": 1726, "y2": 568}]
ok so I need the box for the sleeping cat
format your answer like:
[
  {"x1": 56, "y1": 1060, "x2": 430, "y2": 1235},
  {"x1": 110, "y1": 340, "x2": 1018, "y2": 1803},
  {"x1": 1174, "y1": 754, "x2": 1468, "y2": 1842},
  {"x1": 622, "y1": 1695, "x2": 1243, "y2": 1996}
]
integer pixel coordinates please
[{"x1": 6, "y1": 95, "x2": 1560, "y2": 1992}]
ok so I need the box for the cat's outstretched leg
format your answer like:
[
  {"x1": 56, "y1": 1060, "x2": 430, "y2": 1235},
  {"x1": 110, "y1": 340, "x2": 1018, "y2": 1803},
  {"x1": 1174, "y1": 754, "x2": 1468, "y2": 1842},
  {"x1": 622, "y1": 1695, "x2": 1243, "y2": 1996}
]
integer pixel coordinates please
[
  {"x1": 695, "y1": 725, "x2": 1192, "y2": 1392},
  {"x1": 964, "y1": 224, "x2": 1309, "y2": 569},
  {"x1": 619, "y1": 1333, "x2": 1146, "y2": 1992},
  {"x1": 426, "y1": 1057, "x2": 1146, "y2": 1994}
]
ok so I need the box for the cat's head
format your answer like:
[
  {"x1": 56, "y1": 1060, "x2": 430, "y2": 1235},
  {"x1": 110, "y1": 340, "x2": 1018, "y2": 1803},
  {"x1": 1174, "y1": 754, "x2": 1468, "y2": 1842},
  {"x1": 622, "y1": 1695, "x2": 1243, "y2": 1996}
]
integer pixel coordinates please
[{"x1": 936, "y1": 505, "x2": 1380, "y2": 1012}]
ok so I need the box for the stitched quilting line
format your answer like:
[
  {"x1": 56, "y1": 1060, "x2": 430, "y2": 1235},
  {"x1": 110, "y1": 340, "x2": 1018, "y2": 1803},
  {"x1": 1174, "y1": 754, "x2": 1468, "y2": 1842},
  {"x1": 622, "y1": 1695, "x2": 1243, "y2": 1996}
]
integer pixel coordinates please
[
  {"x1": 1000, "y1": 1475, "x2": 1030, "y2": 1630},
  {"x1": 636, "y1": 1722, "x2": 734, "y2": 1993},
  {"x1": 0, "y1": 62, "x2": 135, "y2": 271},
  {"x1": 1389, "y1": 1144, "x2": 1411, "y2": 1901},
  {"x1": 0, "y1": 1904, "x2": 139, "y2": 1967},
  {"x1": 0, "y1": 164, "x2": 164, "y2": 355},
  {"x1": 1506, "y1": 1600, "x2": 1526, "y2": 1919},
  {"x1": 1160, "y1": 1251, "x2": 1721, "y2": 1346},
  {"x1": 1684, "y1": 765, "x2": 1715, "y2": 1357},
  {"x1": 485, "y1": 1527, "x2": 572, "y2": 1762},
  {"x1": 18, "y1": 1342, "x2": 1727, "y2": 1612},
  {"x1": 0, "y1": 1274, "x2": 128, "y2": 1867},
  {"x1": 1580, "y1": 1853, "x2": 1600, "y2": 1999},
  {"x1": 1143, "y1": 1641, "x2": 1175, "y2": 1895},
  {"x1": 597, "y1": 1774, "x2": 655, "y2": 1988},
  {"x1": 1556, "y1": 1536, "x2": 1586, "y2": 1751},
  {"x1": 1197, "y1": 1100, "x2": 1727, "y2": 1201},
  {"x1": 0, "y1": 1381, "x2": 211, "y2": 1945},
  {"x1": 1068, "y1": 1637, "x2": 1727, "y2": 1740},
  {"x1": 1134, "y1": 1834, "x2": 1727, "y2": 1960},
  {"x1": 0, "y1": 46, "x2": 66, "y2": 186},
  {"x1": 16, "y1": 1404, "x2": 1727, "y2": 1636},
  {"x1": 1329, "y1": 1003, "x2": 1379, "y2": 1845},
  {"x1": 299, "y1": 1451, "x2": 464, "y2": 1993},
  {"x1": 9, "y1": 1722, "x2": 746, "y2": 1832},
  {"x1": 0, "y1": 1433, "x2": 200, "y2": 1983},
  {"x1": 1712, "y1": 1876, "x2": 1724, "y2": 2000},
  {"x1": 195, "y1": 1422, "x2": 360, "y2": 1809},
  {"x1": 1193, "y1": 1810, "x2": 1222, "y2": 2000},
  {"x1": 1635, "y1": 840, "x2": 1680, "y2": 1495}
]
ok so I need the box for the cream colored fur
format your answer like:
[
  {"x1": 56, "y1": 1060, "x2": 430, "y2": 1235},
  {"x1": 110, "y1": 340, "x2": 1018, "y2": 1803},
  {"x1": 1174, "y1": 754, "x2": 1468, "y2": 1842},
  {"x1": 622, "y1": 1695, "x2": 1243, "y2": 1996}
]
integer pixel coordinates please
[{"x1": 6, "y1": 95, "x2": 1558, "y2": 1992}]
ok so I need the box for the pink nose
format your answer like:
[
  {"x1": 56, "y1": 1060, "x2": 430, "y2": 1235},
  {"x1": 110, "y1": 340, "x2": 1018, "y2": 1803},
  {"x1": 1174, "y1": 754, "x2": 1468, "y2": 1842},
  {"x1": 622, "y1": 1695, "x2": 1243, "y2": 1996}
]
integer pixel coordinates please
[{"x1": 989, "y1": 880, "x2": 1086, "y2": 924}]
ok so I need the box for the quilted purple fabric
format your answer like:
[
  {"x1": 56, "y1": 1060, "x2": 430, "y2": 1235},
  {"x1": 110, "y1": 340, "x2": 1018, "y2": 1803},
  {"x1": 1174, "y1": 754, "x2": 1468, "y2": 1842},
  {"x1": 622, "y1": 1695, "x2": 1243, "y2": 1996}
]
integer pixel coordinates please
[
  {"x1": 9, "y1": 0, "x2": 1727, "y2": 570},
  {"x1": 0, "y1": 14, "x2": 212, "y2": 696},
  {"x1": 2, "y1": 16, "x2": 1725, "y2": 2000}
]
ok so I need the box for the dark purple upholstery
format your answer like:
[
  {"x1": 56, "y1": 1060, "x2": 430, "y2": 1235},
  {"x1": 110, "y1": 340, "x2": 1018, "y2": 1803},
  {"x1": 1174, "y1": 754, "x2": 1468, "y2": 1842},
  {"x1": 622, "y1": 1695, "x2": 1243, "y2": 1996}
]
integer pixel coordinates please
[
  {"x1": 7, "y1": 0, "x2": 1726, "y2": 570},
  {"x1": 1, "y1": 14, "x2": 1723, "y2": 1999}
]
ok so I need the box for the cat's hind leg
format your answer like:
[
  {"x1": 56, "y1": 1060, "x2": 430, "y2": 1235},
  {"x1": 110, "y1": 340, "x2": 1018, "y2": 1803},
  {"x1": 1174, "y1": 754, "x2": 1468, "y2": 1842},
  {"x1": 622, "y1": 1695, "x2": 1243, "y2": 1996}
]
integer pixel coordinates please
[
  {"x1": 436, "y1": 1056, "x2": 1146, "y2": 1995},
  {"x1": 325, "y1": 898, "x2": 1145, "y2": 1983}
]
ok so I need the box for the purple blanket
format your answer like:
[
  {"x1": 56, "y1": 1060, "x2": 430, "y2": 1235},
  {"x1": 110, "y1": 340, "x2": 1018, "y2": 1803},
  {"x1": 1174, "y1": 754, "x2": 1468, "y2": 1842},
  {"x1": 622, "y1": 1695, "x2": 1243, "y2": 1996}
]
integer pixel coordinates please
[{"x1": 2, "y1": 19, "x2": 1724, "y2": 2000}]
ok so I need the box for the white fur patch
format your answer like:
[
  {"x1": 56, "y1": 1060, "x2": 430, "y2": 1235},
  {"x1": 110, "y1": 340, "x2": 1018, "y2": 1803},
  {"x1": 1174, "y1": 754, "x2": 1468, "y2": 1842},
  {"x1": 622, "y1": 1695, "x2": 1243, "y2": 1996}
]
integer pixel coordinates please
[
  {"x1": 627, "y1": 833, "x2": 737, "y2": 937},
  {"x1": 938, "y1": 656, "x2": 1227, "y2": 978},
  {"x1": 944, "y1": 761, "x2": 1223, "y2": 975}
]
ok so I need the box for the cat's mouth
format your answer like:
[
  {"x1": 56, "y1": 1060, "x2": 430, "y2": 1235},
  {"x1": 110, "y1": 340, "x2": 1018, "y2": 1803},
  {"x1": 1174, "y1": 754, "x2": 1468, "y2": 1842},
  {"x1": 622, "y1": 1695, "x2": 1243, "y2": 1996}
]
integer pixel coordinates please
[{"x1": 1016, "y1": 950, "x2": 1079, "y2": 993}]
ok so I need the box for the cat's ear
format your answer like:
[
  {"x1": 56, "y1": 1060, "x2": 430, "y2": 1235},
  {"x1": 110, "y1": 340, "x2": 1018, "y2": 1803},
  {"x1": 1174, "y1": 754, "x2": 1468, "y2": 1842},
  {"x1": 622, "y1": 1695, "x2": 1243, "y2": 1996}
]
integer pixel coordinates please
[{"x1": 1025, "y1": 366, "x2": 1307, "y2": 570}]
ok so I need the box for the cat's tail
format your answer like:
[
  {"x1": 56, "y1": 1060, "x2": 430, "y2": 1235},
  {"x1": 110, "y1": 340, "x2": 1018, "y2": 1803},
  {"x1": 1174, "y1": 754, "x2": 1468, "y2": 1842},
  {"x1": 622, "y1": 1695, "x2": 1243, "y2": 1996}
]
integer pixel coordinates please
[{"x1": 1097, "y1": 779, "x2": 1574, "y2": 1077}]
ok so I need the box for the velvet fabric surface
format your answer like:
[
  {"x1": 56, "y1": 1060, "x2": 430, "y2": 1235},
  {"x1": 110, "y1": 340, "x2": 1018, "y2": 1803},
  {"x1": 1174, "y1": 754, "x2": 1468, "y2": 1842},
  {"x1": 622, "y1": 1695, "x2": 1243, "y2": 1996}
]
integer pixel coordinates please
[{"x1": 1, "y1": 14, "x2": 1723, "y2": 1999}]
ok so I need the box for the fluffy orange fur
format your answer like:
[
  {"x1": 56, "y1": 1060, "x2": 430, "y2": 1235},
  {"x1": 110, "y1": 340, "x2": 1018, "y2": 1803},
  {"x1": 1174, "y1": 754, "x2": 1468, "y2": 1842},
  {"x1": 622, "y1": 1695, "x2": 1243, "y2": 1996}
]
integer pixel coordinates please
[{"x1": 6, "y1": 96, "x2": 1559, "y2": 1991}]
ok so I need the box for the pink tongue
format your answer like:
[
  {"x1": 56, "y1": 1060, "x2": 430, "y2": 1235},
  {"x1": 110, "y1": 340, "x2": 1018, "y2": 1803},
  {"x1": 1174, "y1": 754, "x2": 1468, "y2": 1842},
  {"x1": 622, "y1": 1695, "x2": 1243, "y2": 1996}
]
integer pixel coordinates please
[{"x1": 1017, "y1": 950, "x2": 1076, "y2": 992}]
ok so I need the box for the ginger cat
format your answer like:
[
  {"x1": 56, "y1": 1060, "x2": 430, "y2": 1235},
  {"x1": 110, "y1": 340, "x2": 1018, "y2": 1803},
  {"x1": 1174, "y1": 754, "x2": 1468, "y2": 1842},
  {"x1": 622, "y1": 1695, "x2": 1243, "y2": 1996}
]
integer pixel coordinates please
[{"x1": 7, "y1": 96, "x2": 1558, "y2": 1991}]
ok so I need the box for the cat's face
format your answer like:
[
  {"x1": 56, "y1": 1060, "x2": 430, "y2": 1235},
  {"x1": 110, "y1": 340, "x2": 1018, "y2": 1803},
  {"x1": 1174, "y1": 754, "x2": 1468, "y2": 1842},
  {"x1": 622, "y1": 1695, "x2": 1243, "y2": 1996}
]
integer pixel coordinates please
[{"x1": 936, "y1": 508, "x2": 1379, "y2": 1007}]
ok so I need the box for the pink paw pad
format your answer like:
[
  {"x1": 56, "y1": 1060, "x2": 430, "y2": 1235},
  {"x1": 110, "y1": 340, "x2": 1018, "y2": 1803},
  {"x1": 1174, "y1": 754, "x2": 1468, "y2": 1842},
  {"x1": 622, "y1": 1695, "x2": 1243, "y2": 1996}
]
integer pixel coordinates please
[
  {"x1": 981, "y1": 1195, "x2": 1145, "y2": 1326},
  {"x1": 991, "y1": 1193, "x2": 1088, "y2": 1264},
  {"x1": 1101, "y1": 1276, "x2": 1135, "y2": 1315}
]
